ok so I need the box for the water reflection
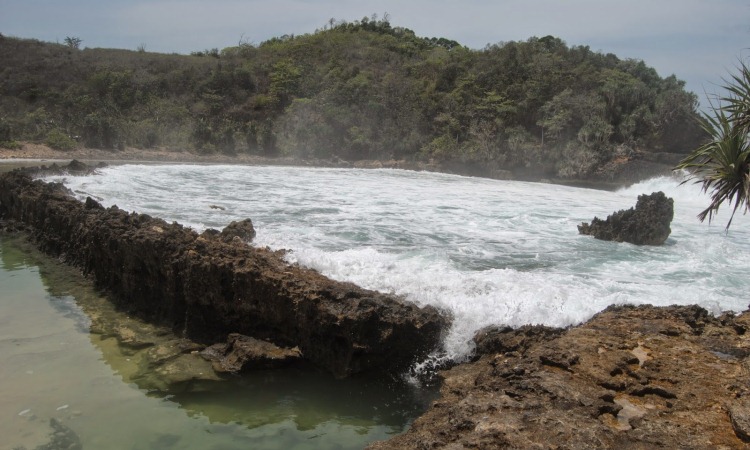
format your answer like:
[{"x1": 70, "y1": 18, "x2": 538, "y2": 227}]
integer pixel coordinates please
[{"x1": 0, "y1": 234, "x2": 436, "y2": 449}]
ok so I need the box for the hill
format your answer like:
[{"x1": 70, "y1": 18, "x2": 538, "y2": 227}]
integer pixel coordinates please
[{"x1": 0, "y1": 18, "x2": 704, "y2": 182}]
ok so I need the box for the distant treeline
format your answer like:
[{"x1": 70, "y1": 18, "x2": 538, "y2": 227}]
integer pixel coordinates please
[{"x1": 0, "y1": 17, "x2": 703, "y2": 179}]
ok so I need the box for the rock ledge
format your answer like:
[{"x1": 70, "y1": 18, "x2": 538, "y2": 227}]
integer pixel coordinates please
[
  {"x1": 0, "y1": 164, "x2": 448, "y2": 378},
  {"x1": 371, "y1": 304, "x2": 750, "y2": 449}
]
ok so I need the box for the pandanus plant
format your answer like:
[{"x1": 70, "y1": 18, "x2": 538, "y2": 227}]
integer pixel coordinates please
[{"x1": 676, "y1": 61, "x2": 750, "y2": 230}]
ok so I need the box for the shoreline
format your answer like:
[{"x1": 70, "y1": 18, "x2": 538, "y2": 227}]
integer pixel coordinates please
[{"x1": 0, "y1": 142, "x2": 680, "y2": 190}]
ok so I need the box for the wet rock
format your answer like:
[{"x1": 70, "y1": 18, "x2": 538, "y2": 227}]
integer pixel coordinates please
[
  {"x1": 200, "y1": 228, "x2": 221, "y2": 239},
  {"x1": 35, "y1": 418, "x2": 82, "y2": 450},
  {"x1": 131, "y1": 339, "x2": 222, "y2": 392},
  {"x1": 219, "y1": 218, "x2": 256, "y2": 243},
  {"x1": 65, "y1": 159, "x2": 90, "y2": 173},
  {"x1": 370, "y1": 304, "x2": 750, "y2": 449},
  {"x1": 474, "y1": 324, "x2": 563, "y2": 356},
  {"x1": 0, "y1": 170, "x2": 448, "y2": 377},
  {"x1": 20, "y1": 160, "x2": 106, "y2": 177},
  {"x1": 84, "y1": 196, "x2": 103, "y2": 210},
  {"x1": 201, "y1": 333, "x2": 302, "y2": 373},
  {"x1": 578, "y1": 191, "x2": 674, "y2": 245},
  {"x1": 111, "y1": 320, "x2": 171, "y2": 351},
  {"x1": 143, "y1": 339, "x2": 205, "y2": 366},
  {"x1": 142, "y1": 353, "x2": 224, "y2": 392}
]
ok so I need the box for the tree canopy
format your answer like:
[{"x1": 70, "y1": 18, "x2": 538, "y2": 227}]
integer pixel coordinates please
[{"x1": 0, "y1": 17, "x2": 704, "y2": 180}]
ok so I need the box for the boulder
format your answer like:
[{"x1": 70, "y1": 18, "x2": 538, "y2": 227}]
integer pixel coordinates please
[
  {"x1": 578, "y1": 191, "x2": 674, "y2": 245},
  {"x1": 219, "y1": 218, "x2": 256, "y2": 243}
]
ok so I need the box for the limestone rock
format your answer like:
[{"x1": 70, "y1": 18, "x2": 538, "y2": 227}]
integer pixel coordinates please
[
  {"x1": 142, "y1": 353, "x2": 223, "y2": 392},
  {"x1": 201, "y1": 333, "x2": 302, "y2": 373},
  {"x1": 729, "y1": 402, "x2": 750, "y2": 443},
  {"x1": 370, "y1": 305, "x2": 750, "y2": 449},
  {"x1": 578, "y1": 191, "x2": 674, "y2": 245},
  {"x1": 220, "y1": 219, "x2": 256, "y2": 243},
  {"x1": 0, "y1": 169, "x2": 448, "y2": 377},
  {"x1": 21, "y1": 159, "x2": 107, "y2": 177}
]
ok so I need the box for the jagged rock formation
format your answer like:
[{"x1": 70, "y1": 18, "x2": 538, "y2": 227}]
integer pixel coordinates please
[
  {"x1": 578, "y1": 191, "x2": 674, "y2": 245},
  {"x1": 218, "y1": 219, "x2": 256, "y2": 243},
  {"x1": 0, "y1": 165, "x2": 447, "y2": 378},
  {"x1": 18, "y1": 159, "x2": 108, "y2": 177},
  {"x1": 370, "y1": 304, "x2": 750, "y2": 449},
  {"x1": 201, "y1": 333, "x2": 302, "y2": 373}
]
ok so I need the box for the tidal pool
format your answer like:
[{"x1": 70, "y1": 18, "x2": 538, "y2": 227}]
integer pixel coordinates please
[{"x1": 0, "y1": 234, "x2": 437, "y2": 450}]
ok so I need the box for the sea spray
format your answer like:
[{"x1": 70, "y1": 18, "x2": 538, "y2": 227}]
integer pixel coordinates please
[{"x1": 51, "y1": 165, "x2": 750, "y2": 365}]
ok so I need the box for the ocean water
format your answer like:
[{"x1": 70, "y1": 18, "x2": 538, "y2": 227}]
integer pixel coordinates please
[{"x1": 51, "y1": 165, "x2": 750, "y2": 364}]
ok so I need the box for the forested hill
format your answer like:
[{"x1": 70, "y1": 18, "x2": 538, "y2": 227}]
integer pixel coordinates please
[{"x1": 0, "y1": 17, "x2": 704, "y2": 181}]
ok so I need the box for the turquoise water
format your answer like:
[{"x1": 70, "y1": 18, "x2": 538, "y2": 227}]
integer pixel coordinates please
[{"x1": 0, "y1": 235, "x2": 436, "y2": 450}]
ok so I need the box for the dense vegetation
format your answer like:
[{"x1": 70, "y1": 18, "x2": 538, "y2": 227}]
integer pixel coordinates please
[{"x1": 0, "y1": 17, "x2": 704, "y2": 179}]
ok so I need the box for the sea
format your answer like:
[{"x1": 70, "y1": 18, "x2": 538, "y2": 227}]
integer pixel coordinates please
[
  {"x1": 52, "y1": 164, "x2": 750, "y2": 362},
  {"x1": 2, "y1": 163, "x2": 748, "y2": 449}
]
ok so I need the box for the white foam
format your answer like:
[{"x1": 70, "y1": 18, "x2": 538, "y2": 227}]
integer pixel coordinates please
[{"x1": 52, "y1": 166, "x2": 750, "y2": 363}]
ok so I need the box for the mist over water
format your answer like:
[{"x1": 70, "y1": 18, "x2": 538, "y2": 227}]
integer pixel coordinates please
[{"x1": 53, "y1": 165, "x2": 750, "y2": 363}]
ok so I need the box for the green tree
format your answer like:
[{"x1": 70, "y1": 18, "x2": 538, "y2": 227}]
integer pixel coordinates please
[
  {"x1": 269, "y1": 60, "x2": 301, "y2": 109},
  {"x1": 675, "y1": 62, "x2": 750, "y2": 229},
  {"x1": 64, "y1": 36, "x2": 82, "y2": 49}
]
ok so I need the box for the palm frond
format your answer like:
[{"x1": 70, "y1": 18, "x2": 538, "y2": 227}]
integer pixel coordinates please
[
  {"x1": 676, "y1": 109, "x2": 750, "y2": 230},
  {"x1": 720, "y1": 61, "x2": 750, "y2": 134}
]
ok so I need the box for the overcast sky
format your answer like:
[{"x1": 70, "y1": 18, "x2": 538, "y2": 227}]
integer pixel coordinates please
[{"x1": 1, "y1": 0, "x2": 748, "y2": 108}]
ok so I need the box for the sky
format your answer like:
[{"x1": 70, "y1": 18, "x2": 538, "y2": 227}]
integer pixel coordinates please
[{"x1": 1, "y1": 0, "x2": 748, "y2": 109}]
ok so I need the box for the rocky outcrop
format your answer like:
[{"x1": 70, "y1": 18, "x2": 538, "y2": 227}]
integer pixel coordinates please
[
  {"x1": 218, "y1": 219, "x2": 256, "y2": 243},
  {"x1": 370, "y1": 304, "x2": 750, "y2": 449},
  {"x1": 0, "y1": 166, "x2": 448, "y2": 378},
  {"x1": 17, "y1": 159, "x2": 108, "y2": 177},
  {"x1": 578, "y1": 191, "x2": 674, "y2": 245}
]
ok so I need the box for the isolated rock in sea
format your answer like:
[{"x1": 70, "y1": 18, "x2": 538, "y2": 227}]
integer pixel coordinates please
[
  {"x1": 0, "y1": 166, "x2": 447, "y2": 378},
  {"x1": 201, "y1": 333, "x2": 302, "y2": 373},
  {"x1": 369, "y1": 304, "x2": 750, "y2": 449},
  {"x1": 578, "y1": 191, "x2": 674, "y2": 245}
]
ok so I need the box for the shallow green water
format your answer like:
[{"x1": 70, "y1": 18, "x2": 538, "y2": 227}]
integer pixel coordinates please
[{"x1": 0, "y1": 234, "x2": 436, "y2": 450}]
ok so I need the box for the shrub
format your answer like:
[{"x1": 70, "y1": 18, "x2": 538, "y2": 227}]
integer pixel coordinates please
[
  {"x1": 45, "y1": 128, "x2": 77, "y2": 150},
  {"x1": 0, "y1": 140, "x2": 22, "y2": 150}
]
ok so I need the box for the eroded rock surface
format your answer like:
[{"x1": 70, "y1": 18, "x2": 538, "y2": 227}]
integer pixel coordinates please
[
  {"x1": 0, "y1": 167, "x2": 447, "y2": 377},
  {"x1": 219, "y1": 219, "x2": 256, "y2": 243},
  {"x1": 578, "y1": 191, "x2": 674, "y2": 245},
  {"x1": 201, "y1": 333, "x2": 303, "y2": 373},
  {"x1": 370, "y1": 304, "x2": 750, "y2": 449}
]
